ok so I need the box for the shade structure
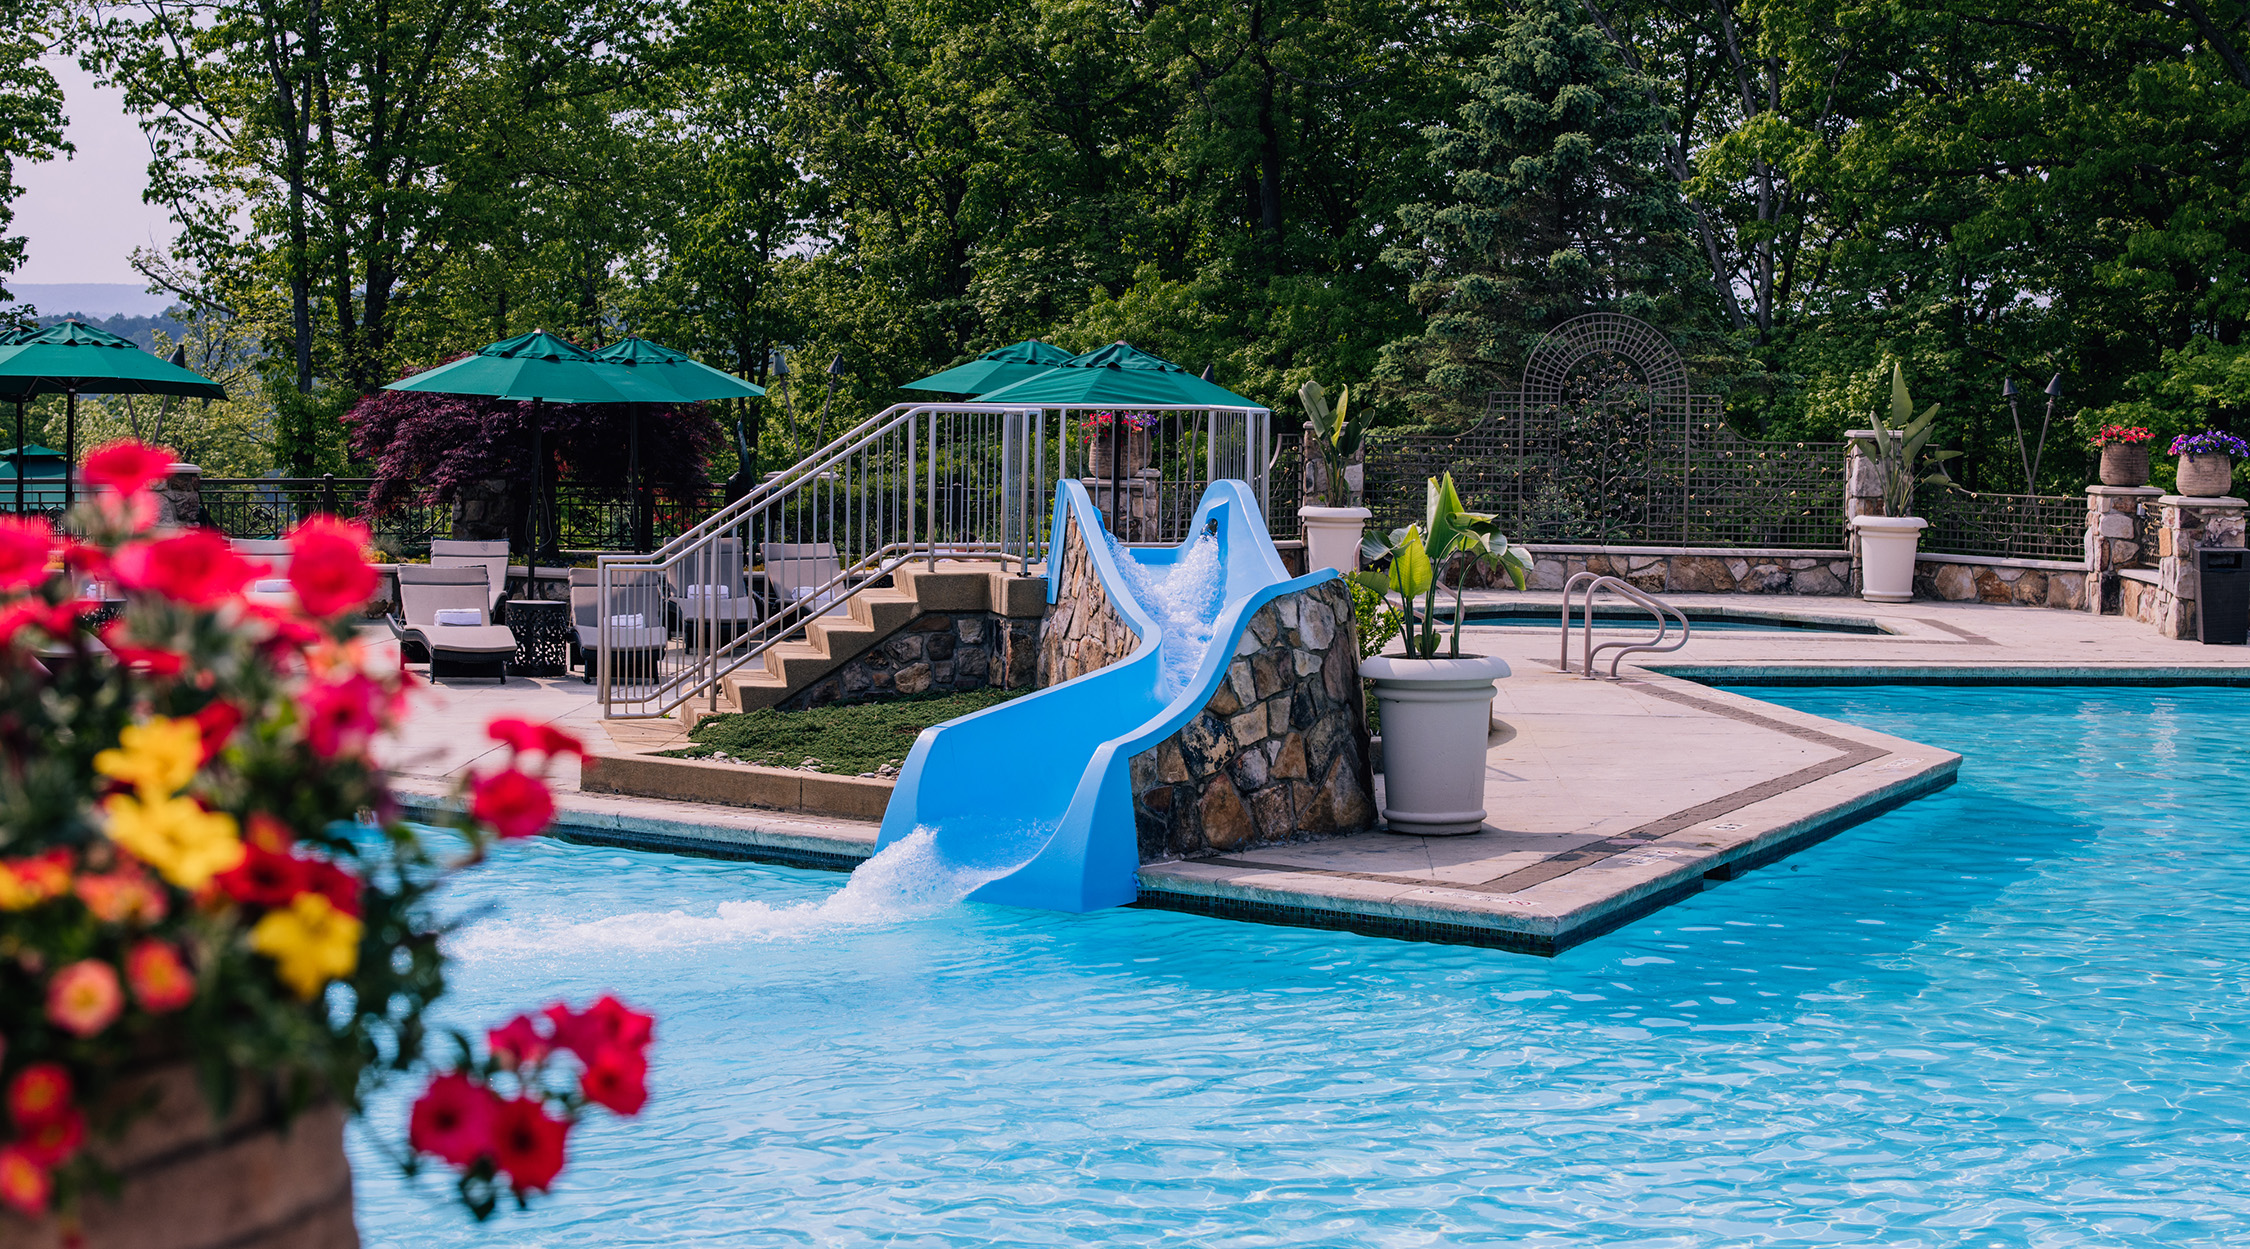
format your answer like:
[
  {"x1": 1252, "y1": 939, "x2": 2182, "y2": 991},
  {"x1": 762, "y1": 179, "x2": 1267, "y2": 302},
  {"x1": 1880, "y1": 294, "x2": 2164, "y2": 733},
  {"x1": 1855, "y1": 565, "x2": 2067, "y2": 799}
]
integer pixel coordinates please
[
  {"x1": 0, "y1": 321, "x2": 229, "y2": 509},
  {"x1": 590, "y1": 337, "x2": 765, "y2": 403},
  {"x1": 901, "y1": 340, "x2": 1075, "y2": 395},
  {"x1": 975, "y1": 342, "x2": 1261, "y2": 408},
  {"x1": 384, "y1": 330, "x2": 678, "y2": 405}
]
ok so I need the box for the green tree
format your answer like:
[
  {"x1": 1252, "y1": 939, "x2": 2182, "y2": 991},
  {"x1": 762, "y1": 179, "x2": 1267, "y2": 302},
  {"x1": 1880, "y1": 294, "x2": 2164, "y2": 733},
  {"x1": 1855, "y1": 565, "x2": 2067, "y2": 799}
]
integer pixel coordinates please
[{"x1": 0, "y1": 0, "x2": 67, "y2": 312}]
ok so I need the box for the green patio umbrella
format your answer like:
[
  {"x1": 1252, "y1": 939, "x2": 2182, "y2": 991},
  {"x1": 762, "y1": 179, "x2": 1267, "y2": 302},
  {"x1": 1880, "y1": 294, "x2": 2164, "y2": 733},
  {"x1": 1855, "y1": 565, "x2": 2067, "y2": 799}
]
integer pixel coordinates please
[
  {"x1": 0, "y1": 320, "x2": 228, "y2": 511},
  {"x1": 0, "y1": 443, "x2": 68, "y2": 517},
  {"x1": 385, "y1": 330, "x2": 683, "y2": 568},
  {"x1": 901, "y1": 340, "x2": 1075, "y2": 396},
  {"x1": 589, "y1": 337, "x2": 766, "y2": 548},
  {"x1": 974, "y1": 342, "x2": 1261, "y2": 408}
]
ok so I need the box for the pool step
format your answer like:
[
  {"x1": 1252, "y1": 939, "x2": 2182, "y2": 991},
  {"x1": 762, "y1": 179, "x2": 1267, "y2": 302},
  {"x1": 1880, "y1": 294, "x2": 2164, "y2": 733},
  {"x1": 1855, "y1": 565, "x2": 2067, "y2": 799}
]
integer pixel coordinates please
[{"x1": 712, "y1": 562, "x2": 1046, "y2": 718}]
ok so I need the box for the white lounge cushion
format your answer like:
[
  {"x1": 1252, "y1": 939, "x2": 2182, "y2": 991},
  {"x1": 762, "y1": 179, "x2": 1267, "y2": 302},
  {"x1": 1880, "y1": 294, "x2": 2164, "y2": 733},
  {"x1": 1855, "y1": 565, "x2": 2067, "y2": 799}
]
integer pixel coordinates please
[
  {"x1": 434, "y1": 608, "x2": 483, "y2": 626},
  {"x1": 253, "y1": 579, "x2": 292, "y2": 594},
  {"x1": 419, "y1": 625, "x2": 517, "y2": 655},
  {"x1": 608, "y1": 613, "x2": 645, "y2": 628}
]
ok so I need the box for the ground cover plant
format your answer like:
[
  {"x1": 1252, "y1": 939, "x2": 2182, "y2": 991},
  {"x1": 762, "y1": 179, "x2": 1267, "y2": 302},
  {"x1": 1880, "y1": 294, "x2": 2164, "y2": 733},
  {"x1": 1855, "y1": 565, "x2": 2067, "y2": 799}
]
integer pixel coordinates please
[{"x1": 668, "y1": 689, "x2": 1027, "y2": 776}]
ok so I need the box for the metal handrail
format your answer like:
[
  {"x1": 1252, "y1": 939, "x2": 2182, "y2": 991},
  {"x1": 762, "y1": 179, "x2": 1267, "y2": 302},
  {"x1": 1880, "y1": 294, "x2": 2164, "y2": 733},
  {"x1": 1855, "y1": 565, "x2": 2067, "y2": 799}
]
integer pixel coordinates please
[{"x1": 1558, "y1": 572, "x2": 1693, "y2": 678}]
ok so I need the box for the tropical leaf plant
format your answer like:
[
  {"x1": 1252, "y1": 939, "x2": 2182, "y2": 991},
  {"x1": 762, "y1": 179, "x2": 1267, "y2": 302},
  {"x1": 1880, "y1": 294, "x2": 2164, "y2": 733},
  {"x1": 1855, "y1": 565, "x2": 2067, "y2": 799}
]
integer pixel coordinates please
[
  {"x1": 1356, "y1": 472, "x2": 1528, "y2": 658},
  {"x1": 1851, "y1": 362, "x2": 1962, "y2": 516},
  {"x1": 1297, "y1": 380, "x2": 1367, "y2": 507}
]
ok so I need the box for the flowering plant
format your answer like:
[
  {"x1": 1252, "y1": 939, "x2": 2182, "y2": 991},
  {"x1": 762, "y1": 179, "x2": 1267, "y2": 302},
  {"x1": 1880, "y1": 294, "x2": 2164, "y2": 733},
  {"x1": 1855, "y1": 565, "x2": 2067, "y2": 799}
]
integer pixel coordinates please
[
  {"x1": 2168, "y1": 430, "x2": 2250, "y2": 457},
  {"x1": 0, "y1": 440, "x2": 650, "y2": 1227},
  {"x1": 2089, "y1": 424, "x2": 2153, "y2": 449},
  {"x1": 1081, "y1": 409, "x2": 1158, "y2": 442}
]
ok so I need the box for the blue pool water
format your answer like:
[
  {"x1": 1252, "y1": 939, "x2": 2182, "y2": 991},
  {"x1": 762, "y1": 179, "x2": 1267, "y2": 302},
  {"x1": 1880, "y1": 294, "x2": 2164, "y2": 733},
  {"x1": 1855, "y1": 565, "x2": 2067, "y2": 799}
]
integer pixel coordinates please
[{"x1": 352, "y1": 686, "x2": 2250, "y2": 1247}]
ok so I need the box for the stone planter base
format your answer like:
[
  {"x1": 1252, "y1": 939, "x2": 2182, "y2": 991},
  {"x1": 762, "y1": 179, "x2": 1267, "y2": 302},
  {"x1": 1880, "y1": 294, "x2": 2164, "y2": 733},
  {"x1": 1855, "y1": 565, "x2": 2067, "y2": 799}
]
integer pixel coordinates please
[
  {"x1": 2177, "y1": 453, "x2": 2234, "y2": 499},
  {"x1": 0, "y1": 1064, "x2": 357, "y2": 1249},
  {"x1": 2099, "y1": 443, "x2": 2151, "y2": 487}
]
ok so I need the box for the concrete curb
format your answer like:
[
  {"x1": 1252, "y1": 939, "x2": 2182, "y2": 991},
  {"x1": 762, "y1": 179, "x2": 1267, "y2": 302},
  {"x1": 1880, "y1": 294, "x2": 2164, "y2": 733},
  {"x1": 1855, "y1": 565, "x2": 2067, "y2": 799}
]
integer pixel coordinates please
[{"x1": 579, "y1": 751, "x2": 894, "y2": 821}]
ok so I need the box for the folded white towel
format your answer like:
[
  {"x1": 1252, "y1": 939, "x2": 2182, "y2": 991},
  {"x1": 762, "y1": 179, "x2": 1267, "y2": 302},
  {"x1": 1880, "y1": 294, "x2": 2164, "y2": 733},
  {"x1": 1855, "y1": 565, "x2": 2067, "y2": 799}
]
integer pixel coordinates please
[
  {"x1": 608, "y1": 614, "x2": 645, "y2": 628},
  {"x1": 683, "y1": 584, "x2": 730, "y2": 597},
  {"x1": 433, "y1": 608, "x2": 482, "y2": 626},
  {"x1": 253, "y1": 579, "x2": 292, "y2": 594}
]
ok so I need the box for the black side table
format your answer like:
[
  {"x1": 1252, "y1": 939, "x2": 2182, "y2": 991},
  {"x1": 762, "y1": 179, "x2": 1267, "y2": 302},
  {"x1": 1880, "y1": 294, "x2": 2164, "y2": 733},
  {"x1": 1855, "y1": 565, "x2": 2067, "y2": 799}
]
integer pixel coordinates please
[{"x1": 504, "y1": 599, "x2": 572, "y2": 676}]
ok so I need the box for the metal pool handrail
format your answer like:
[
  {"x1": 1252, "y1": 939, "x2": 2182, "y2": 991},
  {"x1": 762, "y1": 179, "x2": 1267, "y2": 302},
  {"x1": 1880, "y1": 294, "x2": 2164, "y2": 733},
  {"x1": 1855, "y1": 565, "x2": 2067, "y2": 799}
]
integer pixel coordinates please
[{"x1": 1559, "y1": 573, "x2": 1693, "y2": 678}]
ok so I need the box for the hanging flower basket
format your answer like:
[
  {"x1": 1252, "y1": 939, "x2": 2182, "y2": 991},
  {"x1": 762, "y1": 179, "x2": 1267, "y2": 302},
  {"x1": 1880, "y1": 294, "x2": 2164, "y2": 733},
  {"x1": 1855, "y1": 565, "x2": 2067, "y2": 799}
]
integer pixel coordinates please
[{"x1": 1084, "y1": 411, "x2": 1155, "y2": 477}]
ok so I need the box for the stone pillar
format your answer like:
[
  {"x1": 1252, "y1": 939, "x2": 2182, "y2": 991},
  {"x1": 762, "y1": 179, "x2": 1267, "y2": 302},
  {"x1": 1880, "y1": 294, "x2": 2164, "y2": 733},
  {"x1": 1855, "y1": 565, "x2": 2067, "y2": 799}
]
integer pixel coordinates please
[
  {"x1": 1080, "y1": 472, "x2": 1161, "y2": 543},
  {"x1": 152, "y1": 463, "x2": 202, "y2": 528},
  {"x1": 449, "y1": 477, "x2": 516, "y2": 542},
  {"x1": 1298, "y1": 427, "x2": 1364, "y2": 509},
  {"x1": 1842, "y1": 430, "x2": 1887, "y2": 596},
  {"x1": 2083, "y1": 485, "x2": 2163, "y2": 614},
  {"x1": 2150, "y1": 494, "x2": 2247, "y2": 639}
]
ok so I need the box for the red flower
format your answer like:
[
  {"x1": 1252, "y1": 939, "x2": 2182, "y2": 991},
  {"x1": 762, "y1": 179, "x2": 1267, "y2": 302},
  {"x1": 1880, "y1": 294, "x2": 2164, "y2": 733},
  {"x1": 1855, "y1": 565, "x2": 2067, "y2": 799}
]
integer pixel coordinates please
[
  {"x1": 213, "y1": 843, "x2": 310, "y2": 908},
  {"x1": 190, "y1": 700, "x2": 243, "y2": 763},
  {"x1": 96, "y1": 620, "x2": 186, "y2": 675},
  {"x1": 300, "y1": 858, "x2": 363, "y2": 918},
  {"x1": 74, "y1": 862, "x2": 168, "y2": 925},
  {"x1": 112, "y1": 529, "x2": 258, "y2": 606},
  {"x1": 0, "y1": 1146, "x2": 50, "y2": 1217},
  {"x1": 244, "y1": 812, "x2": 295, "y2": 853},
  {"x1": 13, "y1": 1106, "x2": 84, "y2": 1167},
  {"x1": 125, "y1": 939, "x2": 197, "y2": 1013},
  {"x1": 409, "y1": 1072, "x2": 498, "y2": 1169},
  {"x1": 471, "y1": 768, "x2": 554, "y2": 839},
  {"x1": 302, "y1": 674, "x2": 385, "y2": 759},
  {"x1": 579, "y1": 1049, "x2": 648, "y2": 1117},
  {"x1": 46, "y1": 959, "x2": 124, "y2": 1038},
  {"x1": 490, "y1": 1096, "x2": 570, "y2": 1193},
  {"x1": 6, "y1": 1063, "x2": 73, "y2": 1124},
  {"x1": 286, "y1": 516, "x2": 379, "y2": 617},
  {"x1": 81, "y1": 440, "x2": 177, "y2": 496},
  {"x1": 488, "y1": 1014, "x2": 552, "y2": 1068},
  {"x1": 0, "y1": 516, "x2": 54, "y2": 591},
  {"x1": 245, "y1": 601, "x2": 327, "y2": 654},
  {"x1": 2, "y1": 601, "x2": 87, "y2": 646},
  {"x1": 487, "y1": 717, "x2": 586, "y2": 760},
  {"x1": 544, "y1": 995, "x2": 654, "y2": 1064}
]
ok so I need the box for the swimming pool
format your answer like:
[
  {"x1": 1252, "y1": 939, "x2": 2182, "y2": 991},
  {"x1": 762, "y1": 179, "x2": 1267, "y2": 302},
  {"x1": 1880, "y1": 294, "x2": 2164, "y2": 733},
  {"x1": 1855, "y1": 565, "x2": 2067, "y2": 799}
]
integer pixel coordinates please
[{"x1": 351, "y1": 686, "x2": 2250, "y2": 1247}]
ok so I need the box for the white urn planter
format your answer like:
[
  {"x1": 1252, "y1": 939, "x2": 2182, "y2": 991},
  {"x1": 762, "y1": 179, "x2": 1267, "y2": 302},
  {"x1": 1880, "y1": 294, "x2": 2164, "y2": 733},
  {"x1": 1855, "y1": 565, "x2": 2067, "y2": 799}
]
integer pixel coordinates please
[
  {"x1": 1852, "y1": 514, "x2": 1927, "y2": 603},
  {"x1": 1299, "y1": 505, "x2": 1372, "y2": 573},
  {"x1": 1362, "y1": 653, "x2": 1509, "y2": 835}
]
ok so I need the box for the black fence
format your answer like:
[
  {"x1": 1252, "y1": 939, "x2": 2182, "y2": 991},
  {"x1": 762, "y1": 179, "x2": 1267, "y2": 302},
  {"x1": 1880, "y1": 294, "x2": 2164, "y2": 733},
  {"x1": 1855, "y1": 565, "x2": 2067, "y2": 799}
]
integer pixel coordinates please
[{"x1": 1919, "y1": 488, "x2": 2085, "y2": 562}]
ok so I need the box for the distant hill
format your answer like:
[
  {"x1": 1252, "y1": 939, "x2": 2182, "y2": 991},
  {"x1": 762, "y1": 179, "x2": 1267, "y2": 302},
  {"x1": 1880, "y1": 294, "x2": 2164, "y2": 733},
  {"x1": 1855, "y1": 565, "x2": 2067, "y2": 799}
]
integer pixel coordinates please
[{"x1": 11, "y1": 284, "x2": 181, "y2": 320}]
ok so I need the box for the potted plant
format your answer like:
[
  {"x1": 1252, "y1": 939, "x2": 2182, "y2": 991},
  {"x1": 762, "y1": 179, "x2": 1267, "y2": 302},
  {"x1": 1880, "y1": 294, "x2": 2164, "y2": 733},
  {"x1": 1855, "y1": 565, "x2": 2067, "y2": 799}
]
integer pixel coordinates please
[
  {"x1": 0, "y1": 441, "x2": 652, "y2": 1242},
  {"x1": 1354, "y1": 473, "x2": 1527, "y2": 836},
  {"x1": 2168, "y1": 430, "x2": 2246, "y2": 497},
  {"x1": 2091, "y1": 424, "x2": 2155, "y2": 487},
  {"x1": 1084, "y1": 410, "x2": 1155, "y2": 478},
  {"x1": 1849, "y1": 363, "x2": 1961, "y2": 603},
  {"x1": 1296, "y1": 381, "x2": 1371, "y2": 573}
]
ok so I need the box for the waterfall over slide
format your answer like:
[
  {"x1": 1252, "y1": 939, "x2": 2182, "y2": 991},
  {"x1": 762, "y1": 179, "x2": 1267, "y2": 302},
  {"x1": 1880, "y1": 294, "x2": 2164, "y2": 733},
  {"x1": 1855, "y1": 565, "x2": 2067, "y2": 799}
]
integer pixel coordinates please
[{"x1": 875, "y1": 479, "x2": 1339, "y2": 912}]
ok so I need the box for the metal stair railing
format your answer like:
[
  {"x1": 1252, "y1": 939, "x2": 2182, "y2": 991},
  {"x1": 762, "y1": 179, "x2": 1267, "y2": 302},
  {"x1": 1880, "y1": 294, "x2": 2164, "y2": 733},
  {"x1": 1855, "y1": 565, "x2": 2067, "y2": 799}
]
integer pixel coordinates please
[
  {"x1": 596, "y1": 403, "x2": 1046, "y2": 719},
  {"x1": 1557, "y1": 572, "x2": 1693, "y2": 678}
]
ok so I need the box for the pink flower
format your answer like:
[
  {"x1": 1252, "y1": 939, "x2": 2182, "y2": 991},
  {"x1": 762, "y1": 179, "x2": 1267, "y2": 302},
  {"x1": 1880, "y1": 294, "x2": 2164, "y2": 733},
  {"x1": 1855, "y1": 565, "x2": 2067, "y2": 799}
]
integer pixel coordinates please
[
  {"x1": 488, "y1": 1014, "x2": 552, "y2": 1068},
  {"x1": 81, "y1": 440, "x2": 176, "y2": 496},
  {"x1": 487, "y1": 717, "x2": 586, "y2": 760},
  {"x1": 45, "y1": 959, "x2": 124, "y2": 1038},
  {"x1": 471, "y1": 768, "x2": 555, "y2": 839},
  {"x1": 490, "y1": 1096, "x2": 569, "y2": 1193},
  {"x1": 0, "y1": 1145, "x2": 50, "y2": 1217},
  {"x1": 0, "y1": 516, "x2": 54, "y2": 591},
  {"x1": 302, "y1": 674, "x2": 385, "y2": 759},
  {"x1": 286, "y1": 516, "x2": 379, "y2": 617},
  {"x1": 125, "y1": 940, "x2": 196, "y2": 1013},
  {"x1": 112, "y1": 529, "x2": 259, "y2": 606},
  {"x1": 579, "y1": 1049, "x2": 648, "y2": 1116},
  {"x1": 409, "y1": 1072, "x2": 498, "y2": 1169}
]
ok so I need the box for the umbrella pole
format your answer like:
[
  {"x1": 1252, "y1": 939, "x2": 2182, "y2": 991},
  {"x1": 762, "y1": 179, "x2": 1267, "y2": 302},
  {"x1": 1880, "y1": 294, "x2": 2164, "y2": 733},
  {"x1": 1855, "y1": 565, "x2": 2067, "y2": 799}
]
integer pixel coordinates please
[
  {"x1": 526, "y1": 399, "x2": 542, "y2": 592},
  {"x1": 13, "y1": 401, "x2": 22, "y2": 516},
  {"x1": 63, "y1": 389, "x2": 76, "y2": 512},
  {"x1": 629, "y1": 410, "x2": 645, "y2": 552}
]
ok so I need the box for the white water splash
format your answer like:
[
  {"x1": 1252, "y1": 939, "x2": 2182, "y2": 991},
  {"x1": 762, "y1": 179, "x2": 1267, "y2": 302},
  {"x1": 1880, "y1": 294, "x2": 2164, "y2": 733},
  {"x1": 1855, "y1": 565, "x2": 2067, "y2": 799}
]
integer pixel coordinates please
[
  {"x1": 451, "y1": 826, "x2": 1043, "y2": 956},
  {"x1": 1109, "y1": 530, "x2": 1227, "y2": 699}
]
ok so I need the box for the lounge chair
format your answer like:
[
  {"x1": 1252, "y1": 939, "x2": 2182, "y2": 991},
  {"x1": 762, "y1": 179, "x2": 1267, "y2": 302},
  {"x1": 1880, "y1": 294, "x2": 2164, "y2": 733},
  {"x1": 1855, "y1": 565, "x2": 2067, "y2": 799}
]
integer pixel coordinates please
[
  {"x1": 669, "y1": 538, "x2": 758, "y2": 648},
  {"x1": 430, "y1": 540, "x2": 511, "y2": 616},
  {"x1": 762, "y1": 542, "x2": 851, "y2": 620},
  {"x1": 231, "y1": 539, "x2": 297, "y2": 610},
  {"x1": 571, "y1": 567, "x2": 669, "y2": 686},
  {"x1": 390, "y1": 565, "x2": 516, "y2": 683}
]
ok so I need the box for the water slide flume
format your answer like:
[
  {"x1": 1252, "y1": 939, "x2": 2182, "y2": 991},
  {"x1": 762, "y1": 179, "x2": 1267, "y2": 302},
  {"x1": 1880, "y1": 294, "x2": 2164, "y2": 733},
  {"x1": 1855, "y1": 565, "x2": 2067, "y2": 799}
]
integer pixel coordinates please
[{"x1": 875, "y1": 479, "x2": 1339, "y2": 912}]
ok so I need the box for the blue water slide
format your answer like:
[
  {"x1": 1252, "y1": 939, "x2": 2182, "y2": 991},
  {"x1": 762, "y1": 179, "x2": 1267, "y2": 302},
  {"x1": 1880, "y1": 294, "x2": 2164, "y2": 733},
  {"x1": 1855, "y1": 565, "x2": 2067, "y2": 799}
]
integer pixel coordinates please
[{"x1": 875, "y1": 478, "x2": 1339, "y2": 912}]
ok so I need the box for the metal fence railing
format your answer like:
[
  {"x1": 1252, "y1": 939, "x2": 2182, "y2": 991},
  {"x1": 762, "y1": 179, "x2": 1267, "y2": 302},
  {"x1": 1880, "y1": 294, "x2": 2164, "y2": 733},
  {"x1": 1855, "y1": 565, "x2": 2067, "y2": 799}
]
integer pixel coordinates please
[{"x1": 1919, "y1": 488, "x2": 2085, "y2": 563}]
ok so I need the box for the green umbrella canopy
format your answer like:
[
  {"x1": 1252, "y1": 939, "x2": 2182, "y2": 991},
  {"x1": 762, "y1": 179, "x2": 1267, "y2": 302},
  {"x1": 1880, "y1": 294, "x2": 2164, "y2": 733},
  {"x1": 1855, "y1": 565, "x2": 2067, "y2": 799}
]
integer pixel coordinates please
[
  {"x1": 589, "y1": 337, "x2": 765, "y2": 403},
  {"x1": 975, "y1": 342, "x2": 1262, "y2": 408},
  {"x1": 0, "y1": 321, "x2": 228, "y2": 401},
  {"x1": 901, "y1": 340, "x2": 1076, "y2": 395},
  {"x1": 0, "y1": 444, "x2": 68, "y2": 480},
  {"x1": 384, "y1": 330, "x2": 678, "y2": 404}
]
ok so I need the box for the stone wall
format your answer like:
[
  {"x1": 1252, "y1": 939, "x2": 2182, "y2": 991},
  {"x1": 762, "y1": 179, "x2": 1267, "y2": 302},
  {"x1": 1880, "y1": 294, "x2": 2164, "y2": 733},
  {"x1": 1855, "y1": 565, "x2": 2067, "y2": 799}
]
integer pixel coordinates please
[
  {"x1": 1523, "y1": 547, "x2": 1851, "y2": 595},
  {"x1": 2140, "y1": 495, "x2": 2247, "y2": 638},
  {"x1": 1913, "y1": 559, "x2": 2088, "y2": 609},
  {"x1": 1037, "y1": 510, "x2": 1139, "y2": 685},
  {"x1": 1126, "y1": 578, "x2": 1374, "y2": 860},
  {"x1": 151, "y1": 464, "x2": 202, "y2": 527},
  {"x1": 779, "y1": 611, "x2": 1040, "y2": 710}
]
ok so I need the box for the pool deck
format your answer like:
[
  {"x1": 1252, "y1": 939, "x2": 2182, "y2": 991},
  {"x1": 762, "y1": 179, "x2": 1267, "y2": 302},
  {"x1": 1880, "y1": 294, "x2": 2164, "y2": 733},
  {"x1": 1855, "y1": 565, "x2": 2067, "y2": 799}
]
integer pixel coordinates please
[{"x1": 377, "y1": 594, "x2": 2250, "y2": 954}]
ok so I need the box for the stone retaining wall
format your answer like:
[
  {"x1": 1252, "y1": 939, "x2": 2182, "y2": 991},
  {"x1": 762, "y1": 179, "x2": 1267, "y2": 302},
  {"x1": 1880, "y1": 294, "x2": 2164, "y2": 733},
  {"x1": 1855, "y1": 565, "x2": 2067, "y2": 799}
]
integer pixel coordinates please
[
  {"x1": 779, "y1": 611, "x2": 1039, "y2": 709},
  {"x1": 1523, "y1": 548, "x2": 1852, "y2": 595},
  {"x1": 1913, "y1": 560, "x2": 2089, "y2": 610},
  {"x1": 1036, "y1": 510, "x2": 1139, "y2": 685}
]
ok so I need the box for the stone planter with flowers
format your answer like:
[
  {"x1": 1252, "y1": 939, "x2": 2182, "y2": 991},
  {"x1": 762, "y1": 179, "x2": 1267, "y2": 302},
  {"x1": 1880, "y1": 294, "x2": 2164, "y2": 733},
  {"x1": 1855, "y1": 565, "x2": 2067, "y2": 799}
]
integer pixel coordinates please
[
  {"x1": 1084, "y1": 410, "x2": 1155, "y2": 478},
  {"x1": 2090, "y1": 424, "x2": 2154, "y2": 487},
  {"x1": 2169, "y1": 430, "x2": 2246, "y2": 498},
  {"x1": 0, "y1": 441, "x2": 654, "y2": 1244}
]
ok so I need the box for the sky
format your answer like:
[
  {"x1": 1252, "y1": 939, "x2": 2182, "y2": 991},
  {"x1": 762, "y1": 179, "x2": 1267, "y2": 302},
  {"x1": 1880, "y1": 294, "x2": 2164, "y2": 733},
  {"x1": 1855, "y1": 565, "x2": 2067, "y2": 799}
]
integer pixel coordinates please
[{"x1": 13, "y1": 56, "x2": 175, "y2": 285}]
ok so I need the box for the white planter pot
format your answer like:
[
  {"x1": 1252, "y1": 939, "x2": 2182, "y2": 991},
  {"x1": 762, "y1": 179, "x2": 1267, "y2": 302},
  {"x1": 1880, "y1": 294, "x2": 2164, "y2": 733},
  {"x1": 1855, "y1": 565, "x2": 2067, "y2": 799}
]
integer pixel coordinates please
[
  {"x1": 1361, "y1": 653, "x2": 1509, "y2": 835},
  {"x1": 1298, "y1": 505, "x2": 1371, "y2": 574},
  {"x1": 1852, "y1": 515, "x2": 1927, "y2": 603}
]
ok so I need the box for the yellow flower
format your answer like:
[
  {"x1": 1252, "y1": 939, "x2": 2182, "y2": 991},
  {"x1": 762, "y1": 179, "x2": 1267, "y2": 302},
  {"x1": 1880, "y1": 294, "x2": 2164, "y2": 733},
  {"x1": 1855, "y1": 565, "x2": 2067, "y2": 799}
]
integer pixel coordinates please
[
  {"x1": 94, "y1": 717, "x2": 204, "y2": 797},
  {"x1": 249, "y1": 893, "x2": 362, "y2": 999},
  {"x1": 102, "y1": 792, "x2": 245, "y2": 889}
]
